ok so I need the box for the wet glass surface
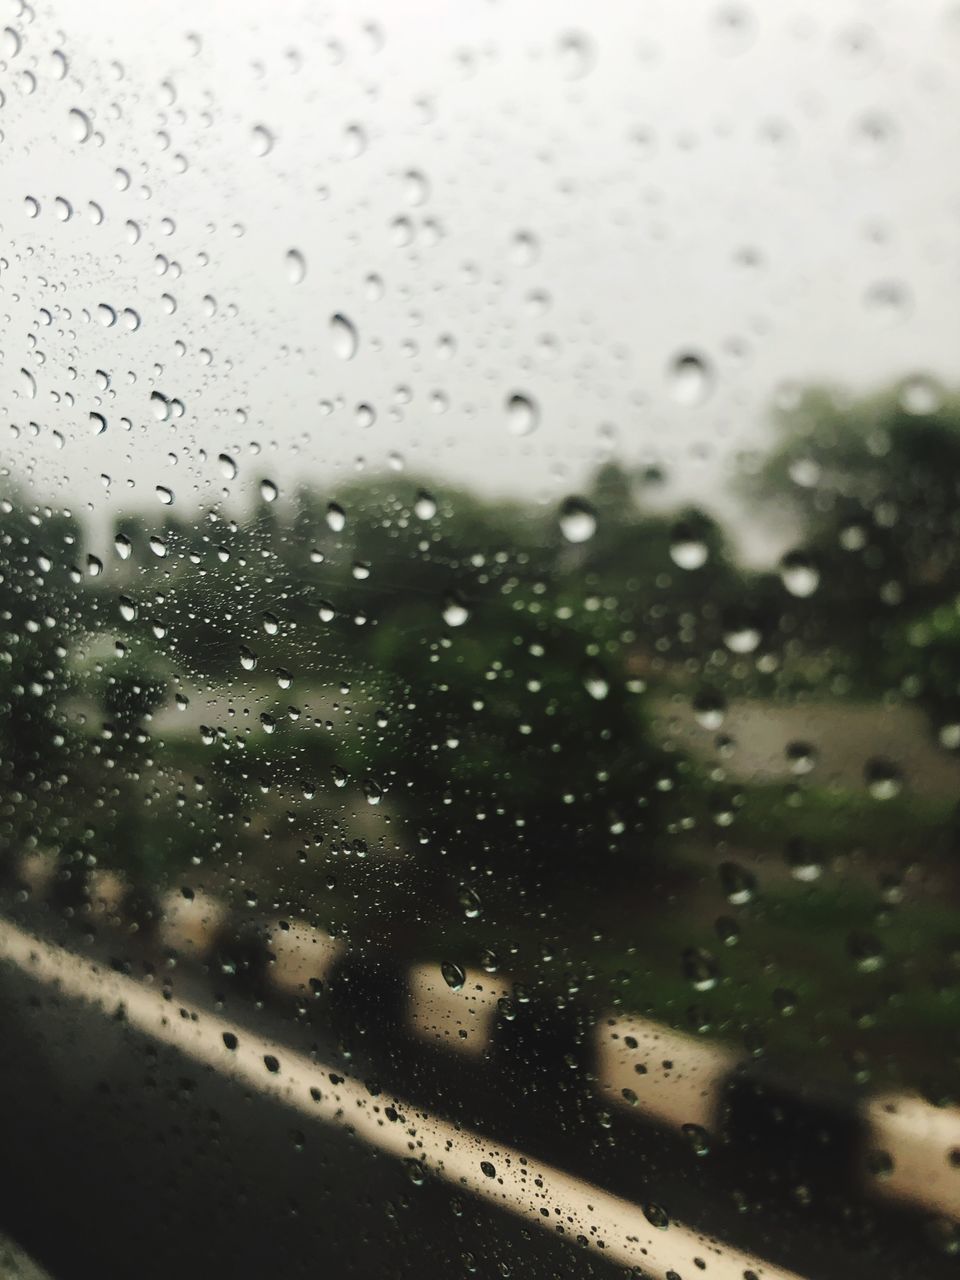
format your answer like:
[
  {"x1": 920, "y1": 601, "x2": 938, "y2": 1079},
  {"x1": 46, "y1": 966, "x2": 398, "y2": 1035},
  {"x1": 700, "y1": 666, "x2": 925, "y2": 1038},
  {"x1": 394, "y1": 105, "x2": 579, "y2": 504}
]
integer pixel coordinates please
[{"x1": 1, "y1": 2, "x2": 960, "y2": 1277}]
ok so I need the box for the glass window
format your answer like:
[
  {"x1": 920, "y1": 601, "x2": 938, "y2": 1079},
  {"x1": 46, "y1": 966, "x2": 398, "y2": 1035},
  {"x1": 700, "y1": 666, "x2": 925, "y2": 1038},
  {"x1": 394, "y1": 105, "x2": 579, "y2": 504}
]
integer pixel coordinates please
[{"x1": 1, "y1": 2, "x2": 959, "y2": 1277}]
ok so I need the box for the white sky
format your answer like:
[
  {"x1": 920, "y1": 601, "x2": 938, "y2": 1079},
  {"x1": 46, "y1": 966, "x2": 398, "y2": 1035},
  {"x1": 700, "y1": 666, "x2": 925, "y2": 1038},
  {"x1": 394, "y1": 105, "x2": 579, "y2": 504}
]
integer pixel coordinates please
[{"x1": 2, "y1": 0, "x2": 959, "y2": 561}]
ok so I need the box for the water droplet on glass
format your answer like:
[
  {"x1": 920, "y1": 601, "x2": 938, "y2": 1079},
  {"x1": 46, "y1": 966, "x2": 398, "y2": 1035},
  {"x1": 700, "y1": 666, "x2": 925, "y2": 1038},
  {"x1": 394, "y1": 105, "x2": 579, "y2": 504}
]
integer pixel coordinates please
[
  {"x1": 458, "y1": 887, "x2": 482, "y2": 919},
  {"x1": 865, "y1": 758, "x2": 902, "y2": 801},
  {"x1": 149, "y1": 536, "x2": 167, "y2": 558},
  {"x1": 779, "y1": 551, "x2": 819, "y2": 598},
  {"x1": 156, "y1": 486, "x2": 174, "y2": 505},
  {"x1": 251, "y1": 124, "x2": 274, "y2": 156},
  {"x1": 114, "y1": 534, "x2": 132, "y2": 561},
  {"x1": 330, "y1": 313, "x2": 358, "y2": 360},
  {"x1": 582, "y1": 663, "x2": 609, "y2": 701},
  {"x1": 240, "y1": 646, "x2": 258, "y2": 672},
  {"x1": 557, "y1": 30, "x2": 595, "y2": 79},
  {"x1": 670, "y1": 524, "x2": 709, "y2": 570},
  {"x1": 558, "y1": 497, "x2": 596, "y2": 544},
  {"x1": 326, "y1": 502, "x2": 346, "y2": 532},
  {"x1": 441, "y1": 961, "x2": 466, "y2": 991},
  {"x1": 786, "y1": 741, "x2": 817, "y2": 775},
  {"x1": 668, "y1": 352, "x2": 713, "y2": 406},
  {"x1": 683, "y1": 946, "x2": 719, "y2": 992},
  {"x1": 724, "y1": 625, "x2": 760, "y2": 654},
  {"x1": 442, "y1": 594, "x2": 470, "y2": 628},
  {"x1": 68, "y1": 107, "x2": 92, "y2": 143},
  {"x1": 260, "y1": 479, "x2": 278, "y2": 503},
  {"x1": 19, "y1": 368, "x2": 37, "y2": 399},
  {"x1": 505, "y1": 392, "x2": 538, "y2": 437},
  {"x1": 285, "y1": 248, "x2": 306, "y2": 284},
  {"x1": 414, "y1": 490, "x2": 437, "y2": 520},
  {"x1": 262, "y1": 612, "x2": 279, "y2": 635},
  {"x1": 693, "y1": 691, "x2": 726, "y2": 730},
  {"x1": 218, "y1": 453, "x2": 237, "y2": 480}
]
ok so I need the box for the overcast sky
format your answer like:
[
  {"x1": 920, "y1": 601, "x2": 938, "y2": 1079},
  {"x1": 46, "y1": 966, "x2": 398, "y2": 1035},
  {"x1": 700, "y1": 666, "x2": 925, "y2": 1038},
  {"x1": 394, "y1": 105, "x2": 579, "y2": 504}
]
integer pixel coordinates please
[{"x1": 2, "y1": 0, "x2": 959, "y2": 561}]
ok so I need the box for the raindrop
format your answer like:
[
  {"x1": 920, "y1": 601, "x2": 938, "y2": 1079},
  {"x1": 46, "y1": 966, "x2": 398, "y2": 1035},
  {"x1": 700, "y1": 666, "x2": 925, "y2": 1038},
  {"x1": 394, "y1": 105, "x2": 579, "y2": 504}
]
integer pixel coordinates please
[
  {"x1": 414, "y1": 489, "x2": 437, "y2": 520},
  {"x1": 240, "y1": 646, "x2": 258, "y2": 672},
  {"x1": 97, "y1": 303, "x2": 117, "y2": 327},
  {"x1": 326, "y1": 502, "x2": 346, "y2": 532},
  {"x1": 505, "y1": 392, "x2": 538, "y2": 437},
  {"x1": 156, "y1": 486, "x2": 174, "y2": 505},
  {"x1": 89, "y1": 412, "x2": 107, "y2": 436},
  {"x1": 670, "y1": 524, "x2": 709, "y2": 570},
  {"x1": 681, "y1": 1124, "x2": 711, "y2": 1156},
  {"x1": 441, "y1": 961, "x2": 466, "y2": 991},
  {"x1": 251, "y1": 124, "x2": 274, "y2": 156},
  {"x1": 900, "y1": 374, "x2": 943, "y2": 416},
  {"x1": 582, "y1": 663, "x2": 609, "y2": 701},
  {"x1": 285, "y1": 248, "x2": 306, "y2": 284},
  {"x1": 864, "y1": 279, "x2": 911, "y2": 326},
  {"x1": 330, "y1": 313, "x2": 358, "y2": 360},
  {"x1": 442, "y1": 594, "x2": 470, "y2": 628},
  {"x1": 343, "y1": 123, "x2": 367, "y2": 157},
  {"x1": 683, "y1": 947, "x2": 719, "y2": 992},
  {"x1": 719, "y1": 861, "x2": 756, "y2": 905},
  {"x1": 262, "y1": 612, "x2": 279, "y2": 635},
  {"x1": 19, "y1": 368, "x2": 37, "y2": 399},
  {"x1": 260, "y1": 479, "x2": 278, "y2": 502},
  {"x1": 149, "y1": 536, "x2": 167, "y2": 558},
  {"x1": 402, "y1": 169, "x2": 429, "y2": 206},
  {"x1": 459, "y1": 888, "x2": 482, "y2": 919},
  {"x1": 668, "y1": 351, "x2": 713, "y2": 406},
  {"x1": 693, "y1": 691, "x2": 726, "y2": 730},
  {"x1": 643, "y1": 1202, "x2": 670, "y2": 1231},
  {"x1": 558, "y1": 497, "x2": 596, "y2": 544},
  {"x1": 557, "y1": 30, "x2": 595, "y2": 79},
  {"x1": 780, "y1": 551, "x2": 820, "y2": 598},
  {"x1": 218, "y1": 453, "x2": 237, "y2": 480},
  {"x1": 68, "y1": 107, "x2": 92, "y2": 143},
  {"x1": 114, "y1": 534, "x2": 132, "y2": 560},
  {"x1": 724, "y1": 625, "x2": 761, "y2": 654},
  {"x1": 786, "y1": 741, "x2": 817, "y2": 775},
  {"x1": 865, "y1": 758, "x2": 902, "y2": 801}
]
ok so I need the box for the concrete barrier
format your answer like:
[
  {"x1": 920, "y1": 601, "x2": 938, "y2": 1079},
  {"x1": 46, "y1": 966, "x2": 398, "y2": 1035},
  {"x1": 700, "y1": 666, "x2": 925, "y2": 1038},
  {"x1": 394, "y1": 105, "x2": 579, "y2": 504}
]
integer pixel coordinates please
[
  {"x1": 595, "y1": 1014, "x2": 738, "y2": 1130},
  {"x1": 865, "y1": 1092, "x2": 960, "y2": 1220},
  {"x1": 407, "y1": 963, "x2": 509, "y2": 1058}
]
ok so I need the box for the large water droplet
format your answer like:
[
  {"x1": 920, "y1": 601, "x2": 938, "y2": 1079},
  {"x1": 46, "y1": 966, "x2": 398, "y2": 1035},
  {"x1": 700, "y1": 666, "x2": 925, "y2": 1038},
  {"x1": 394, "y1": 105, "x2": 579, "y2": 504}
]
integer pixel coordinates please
[
  {"x1": 670, "y1": 524, "x2": 709, "y2": 570},
  {"x1": 865, "y1": 758, "x2": 902, "y2": 801},
  {"x1": 441, "y1": 961, "x2": 466, "y2": 991},
  {"x1": 779, "y1": 551, "x2": 819, "y2": 598},
  {"x1": 285, "y1": 248, "x2": 306, "y2": 284},
  {"x1": 68, "y1": 107, "x2": 92, "y2": 143},
  {"x1": 414, "y1": 489, "x2": 437, "y2": 520},
  {"x1": 668, "y1": 352, "x2": 713, "y2": 406},
  {"x1": 251, "y1": 124, "x2": 275, "y2": 156},
  {"x1": 505, "y1": 392, "x2": 538, "y2": 437},
  {"x1": 330, "y1": 313, "x2": 358, "y2": 360},
  {"x1": 558, "y1": 497, "x2": 596, "y2": 544},
  {"x1": 326, "y1": 502, "x2": 346, "y2": 532},
  {"x1": 442, "y1": 594, "x2": 470, "y2": 628}
]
